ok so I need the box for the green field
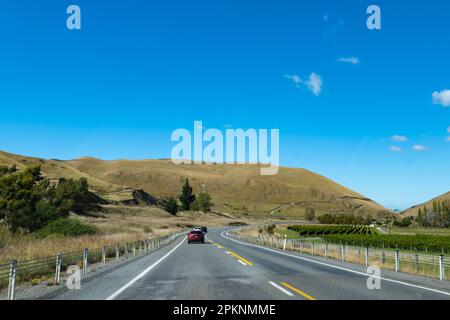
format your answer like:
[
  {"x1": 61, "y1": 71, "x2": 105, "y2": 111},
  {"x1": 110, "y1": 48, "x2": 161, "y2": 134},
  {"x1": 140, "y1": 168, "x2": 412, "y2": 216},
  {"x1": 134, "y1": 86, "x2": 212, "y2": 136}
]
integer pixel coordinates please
[
  {"x1": 283, "y1": 224, "x2": 450, "y2": 254},
  {"x1": 323, "y1": 234, "x2": 450, "y2": 254},
  {"x1": 287, "y1": 224, "x2": 378, "y2": 236}
]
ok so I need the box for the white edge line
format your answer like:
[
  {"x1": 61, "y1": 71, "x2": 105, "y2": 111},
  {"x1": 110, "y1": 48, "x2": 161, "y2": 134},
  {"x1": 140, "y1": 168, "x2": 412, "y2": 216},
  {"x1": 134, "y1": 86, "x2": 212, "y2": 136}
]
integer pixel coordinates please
[
  {"x1": 238, "y1": 260, "x2": 247, "y2": 266},
  {"x1": 106, "y1": 237, "x2": 186, "y2": 300},
  {"x1": 225, "y1": 251, "x2": 231, "y2": 255},
  {"x1": 269, "y1": 281, "x2": 294, "y2": 296},
  {"x1": 221, "y1": 231, "x2": 450, "y2": 297}
]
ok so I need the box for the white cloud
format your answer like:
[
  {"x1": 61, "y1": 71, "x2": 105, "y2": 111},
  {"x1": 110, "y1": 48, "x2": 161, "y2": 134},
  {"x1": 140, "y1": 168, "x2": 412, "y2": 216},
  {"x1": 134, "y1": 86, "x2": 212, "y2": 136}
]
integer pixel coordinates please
[
  {"x1": 284, "y1": 74, "x2": 302, "y2": 88},
  {"x1": 284, "y1": 72, "x2": 323, "y2": 96},
  {"x1": 305, "y1": 73, "x2": 323, "y2": 96},
  {"x1": 338, "y1": 57, "x2": 360, "y2": 65},
  {"x1": 390, "y1": 135, "x2": 408, "y2": 142},
  {"x1": 432, "y1": 89, "x2": 450, "y2": 107},
  {"x1": 447, "y1": 126, "x2": 450, "y2": 133},
  {"x1": 446, "y1": 137, "x2": 450, "y2": 142},
  {"x1": 413, "y1": 144, "x2": 427, "y2": 151},
  {"x1": 389, "y1": 146, "x2": 402, "y2": 152}
]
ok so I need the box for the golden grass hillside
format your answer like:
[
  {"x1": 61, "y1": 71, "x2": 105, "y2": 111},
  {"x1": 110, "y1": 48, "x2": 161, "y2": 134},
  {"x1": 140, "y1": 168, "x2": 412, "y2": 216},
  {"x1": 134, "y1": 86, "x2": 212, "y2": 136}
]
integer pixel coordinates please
[
  {"x1": 0, "y1": 150, "x2": 391, "y2": 218},
  {"x1": 66, "y1": 158, "x2": 390, "y2": 218},
  {"x1": 402, "y1": 191, "x2": 450, "y2": 216},
  {"x1": 0, "y1": 151, "x2": 122, "y2": 194}
]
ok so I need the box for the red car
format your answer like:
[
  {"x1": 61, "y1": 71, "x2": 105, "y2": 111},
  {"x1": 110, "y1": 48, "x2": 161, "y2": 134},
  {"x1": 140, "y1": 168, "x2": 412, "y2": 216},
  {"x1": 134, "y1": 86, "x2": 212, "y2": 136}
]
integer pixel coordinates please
[{"x1": 187, "y1": 230, "x2": 205, "y2": 244}]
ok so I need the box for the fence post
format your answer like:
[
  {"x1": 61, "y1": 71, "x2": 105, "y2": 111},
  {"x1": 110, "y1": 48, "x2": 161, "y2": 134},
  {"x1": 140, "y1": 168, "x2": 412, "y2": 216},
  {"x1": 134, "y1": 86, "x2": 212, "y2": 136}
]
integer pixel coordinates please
[
  {"x1": 341, "y1": 244, "x2": 345, "y2": 262},
  {"x1": 55, "y1": 253, "x2": 62, "y2": 285},
  {"x1": 381, "y1": 251, "x2": 385, "y2": 265},
  {"x1": 291, "y1": 240, "x2": 294, "y2": 252},
  {"x1": 82, "y1": 248, "x2": 88, "y2": 274},
  {"x1": 102, "y1": 246, "x2": 106, "y2": 266},
  {"x1": 283, "y1": 235, "x2": 287, "y2": 251},
  {"x1": 125, "y1": 243, "x2": 129, "y2": 259},
  {"x1": 365, "y1": 247, "x2": 369, "y2": 267},
  {"x1": 439, "y1": 255, "x2": 445, "y2": 281},
  {"x1": 7, "y1": 260, "x2": 17, "y2": 300},
  {"x1": 312, "y1": 242, "x2": 315, "y2": 256},
  {"x1": 301, "y1": 240, "x2": 304, "y2": 253},
  {"x1": 140, "y1": 241, "x2": 143, "y2": 253},
  {"x1": 395, "y1": 250, "x2": 400, "y2": 272},
  {"x1": 324, "y1": 242, "x2": 328, "y2": 259},
  {"x1": 415, "y1": 254, "x2": 419, "y2": 273},
  {"x1": 116, "y1": 243, "x2": 120, "y2": 262}
]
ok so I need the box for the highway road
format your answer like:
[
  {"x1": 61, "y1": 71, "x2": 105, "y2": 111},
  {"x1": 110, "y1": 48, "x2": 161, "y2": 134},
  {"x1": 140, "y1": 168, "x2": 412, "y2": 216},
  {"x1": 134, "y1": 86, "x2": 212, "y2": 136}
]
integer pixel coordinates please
[{"x1": 48, "y1": 228, "x2": 450, "y2": 300}]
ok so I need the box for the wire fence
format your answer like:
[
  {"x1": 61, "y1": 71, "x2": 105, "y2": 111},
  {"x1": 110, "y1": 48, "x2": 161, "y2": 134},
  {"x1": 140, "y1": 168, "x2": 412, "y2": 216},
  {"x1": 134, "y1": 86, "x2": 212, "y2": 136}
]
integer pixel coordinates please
[
  {"x1": 230, "y1": 231, "x2": 449, "y2": 282},
  {"x1": 0, "y1": 231, "x2": 186, "y2": 300}
]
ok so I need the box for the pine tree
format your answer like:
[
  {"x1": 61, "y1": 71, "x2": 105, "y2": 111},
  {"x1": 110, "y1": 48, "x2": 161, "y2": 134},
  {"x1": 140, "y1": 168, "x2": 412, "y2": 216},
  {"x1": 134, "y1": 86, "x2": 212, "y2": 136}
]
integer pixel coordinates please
[{"x1": 179, "y1": 178, "x2": 196, "y2": 211}]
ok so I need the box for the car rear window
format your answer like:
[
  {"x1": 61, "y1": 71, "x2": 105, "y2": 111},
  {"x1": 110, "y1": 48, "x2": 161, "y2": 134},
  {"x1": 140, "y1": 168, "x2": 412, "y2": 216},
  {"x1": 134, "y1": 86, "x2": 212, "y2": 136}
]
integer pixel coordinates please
[{"x1": 191, "y1": 231, "x2": 203, "y2": 235}]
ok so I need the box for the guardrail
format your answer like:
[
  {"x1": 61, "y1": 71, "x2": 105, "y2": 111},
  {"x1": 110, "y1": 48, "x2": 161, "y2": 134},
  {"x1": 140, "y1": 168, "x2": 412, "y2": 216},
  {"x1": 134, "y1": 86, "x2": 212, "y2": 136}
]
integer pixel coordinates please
[
  {"x1": 228, "y1": 231, "x2": 449, "y2": 282},
  {"x1": 0, "y1": 231, "x2": 186, "y2": 300}
]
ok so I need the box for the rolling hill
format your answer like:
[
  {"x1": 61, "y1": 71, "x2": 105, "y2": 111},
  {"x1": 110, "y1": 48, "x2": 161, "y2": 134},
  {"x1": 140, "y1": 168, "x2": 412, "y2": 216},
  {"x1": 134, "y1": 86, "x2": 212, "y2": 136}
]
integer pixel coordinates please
[
  {"x1": 0, "y1": 150, "x2": 391, "y2": 218},
  {"x1": 402, "y1": 191, "x2": 450, "y2": 216}
]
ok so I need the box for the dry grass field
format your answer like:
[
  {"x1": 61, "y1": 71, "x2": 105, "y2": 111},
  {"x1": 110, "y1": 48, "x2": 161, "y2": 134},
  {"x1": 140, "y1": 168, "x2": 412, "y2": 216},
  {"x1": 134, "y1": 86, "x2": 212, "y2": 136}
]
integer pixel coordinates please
[{"x1": 0, "y1": 205, "x2": 252, "y2": 263}]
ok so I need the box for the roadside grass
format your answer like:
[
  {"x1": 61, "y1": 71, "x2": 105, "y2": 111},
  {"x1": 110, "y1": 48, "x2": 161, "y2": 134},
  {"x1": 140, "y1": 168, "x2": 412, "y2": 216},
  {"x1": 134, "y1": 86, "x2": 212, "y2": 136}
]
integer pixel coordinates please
[
  {"x1": 0, "y1": 205, "x2": 253, "y2": 264},
  {"x1": 274, "y1": 228, "x2": 303, "y2": 239}
]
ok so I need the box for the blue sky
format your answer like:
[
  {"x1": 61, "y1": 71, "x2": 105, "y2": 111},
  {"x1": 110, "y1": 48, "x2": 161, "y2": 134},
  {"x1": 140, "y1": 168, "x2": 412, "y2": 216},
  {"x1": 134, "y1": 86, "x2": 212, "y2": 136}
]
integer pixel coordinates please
[{"x1": 0, "y1": 0, "x2": 449, "y2": 209}]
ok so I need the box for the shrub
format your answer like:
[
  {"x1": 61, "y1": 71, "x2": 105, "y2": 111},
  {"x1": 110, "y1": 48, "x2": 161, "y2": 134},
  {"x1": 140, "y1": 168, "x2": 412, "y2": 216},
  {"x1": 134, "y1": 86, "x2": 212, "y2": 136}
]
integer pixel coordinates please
[
  {"x1": 38, "y1": 217, "x2": 97, "y2": 237},
  {"x1": 304, "y1": 208, "x2": 316, "y2": 221},
  {"x1": 393, "y1": 216, "x2": 413, "y2": 227},
  {"x1": 266, "y1": 224, "x2": 276, "y2": 235},
  {"x1": 195, "y1": 192, "x2": 212, "y2": 212},
  {"x1": 31, "y1": 278, "x2": 41, "y2": 286},
  {"x1": 54, "y1": 177, "x2": 102, "y2": 214},
  {"x1": 164, "y1": 197, "x2": 179, "y2": 215}
]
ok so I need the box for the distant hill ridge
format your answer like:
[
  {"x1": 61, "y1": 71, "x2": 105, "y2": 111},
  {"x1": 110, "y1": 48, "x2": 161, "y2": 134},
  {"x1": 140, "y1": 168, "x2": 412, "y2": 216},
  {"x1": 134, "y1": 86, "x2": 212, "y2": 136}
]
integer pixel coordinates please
[{"x1": 0, "y1": 150, "x2": 391, "y2": 218}]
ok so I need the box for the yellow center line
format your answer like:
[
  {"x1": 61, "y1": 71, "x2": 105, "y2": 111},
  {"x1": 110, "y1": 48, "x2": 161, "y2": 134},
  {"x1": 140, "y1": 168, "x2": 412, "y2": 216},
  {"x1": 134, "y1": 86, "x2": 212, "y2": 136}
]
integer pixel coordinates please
[
  {"x1": 209, "y1": 239, "x2": 251, "y2": 266},
  {"x1": 280, "y1": 282, "x2": 317, "y2": 300},
  {"x1": 226, "y1": 250, "x2": 253, "y2": 266},
  {"x1": 209, "y1": 240, "x2": 223, "y2": 248}
]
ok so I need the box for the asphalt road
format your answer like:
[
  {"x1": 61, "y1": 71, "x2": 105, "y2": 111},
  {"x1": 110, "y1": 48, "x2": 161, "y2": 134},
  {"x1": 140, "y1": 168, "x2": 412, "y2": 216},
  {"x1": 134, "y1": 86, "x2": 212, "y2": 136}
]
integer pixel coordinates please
[{"x1": 51, "y1": 228, "x2": 450, "y2": 300}]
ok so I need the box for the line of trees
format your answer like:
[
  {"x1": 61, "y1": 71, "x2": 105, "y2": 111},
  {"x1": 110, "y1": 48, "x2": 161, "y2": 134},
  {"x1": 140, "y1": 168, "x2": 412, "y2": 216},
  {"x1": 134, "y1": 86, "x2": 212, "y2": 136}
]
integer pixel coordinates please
[
  {"x1": 164, "y1": 178, "x2": 212, "y2": 215},
  {"x1": 317, "y1": 213, "x2": 374, "y2": 225},
  {"x1": 416, "y1": 200, "x2": 450, "y2": 228}
]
